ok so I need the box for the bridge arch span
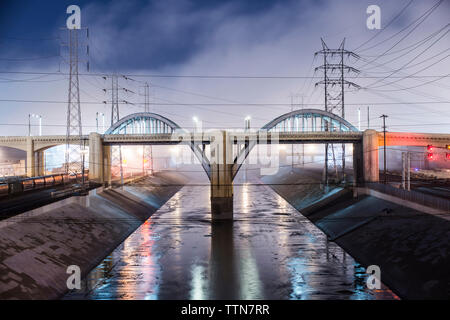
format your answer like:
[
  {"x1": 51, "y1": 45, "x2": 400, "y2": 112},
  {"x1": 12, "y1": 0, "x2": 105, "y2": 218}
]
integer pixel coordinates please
[
  {"x1": 105, "y1": 112, "x2": 211, "y2": 178},
  {"x1": 262, "y1": 108, "x2": 358, "y2": 132},
  {"x1": 105, "y1": 112, "x2": 182, "y2": 135},
  {"x1": 232, "y1": 109, "x2": 359, "y2": 178}
]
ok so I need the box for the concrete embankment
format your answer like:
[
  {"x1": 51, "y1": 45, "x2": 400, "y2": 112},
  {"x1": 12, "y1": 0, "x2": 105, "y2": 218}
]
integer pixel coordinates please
[
  {"x1": 0, "y1": 172, "x2": 186, "y2": 300},
  {"x1": 262, "y1": 166, "x2": 450, "y2": 299}
]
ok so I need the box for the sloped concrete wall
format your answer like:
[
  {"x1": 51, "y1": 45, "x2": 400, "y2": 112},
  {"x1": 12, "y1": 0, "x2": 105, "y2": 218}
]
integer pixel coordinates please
[
  {"x1": 264, "y1": 167, "x2": 450, "y2": 299},
  {"x1": 0, "y1": 172, "x2": 186, "y2": 299}
]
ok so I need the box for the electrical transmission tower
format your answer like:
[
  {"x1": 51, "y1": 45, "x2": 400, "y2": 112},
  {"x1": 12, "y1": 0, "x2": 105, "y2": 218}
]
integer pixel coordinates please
[
  {"x1": 110, "y1": 74, "x2": 124, "y2": 186},
  {"x1": 63, "y1": 27, "x2": 89, "y2": 176},
  {"x1": 102, "y1": 74, "x2": 137, "y2": 185},
  {"x1": 142, "y1": 82, "x2": 153, "y2": 175},
  {"x1": 314, "y1": 38, "x2": 360, "y2": 186}
]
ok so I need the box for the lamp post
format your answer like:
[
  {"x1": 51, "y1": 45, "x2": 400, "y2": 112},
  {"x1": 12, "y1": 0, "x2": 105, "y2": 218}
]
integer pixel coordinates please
[
  {"x1": 192, "y1": 116, "x2": 199, "y2": 133},
  {"x1": 244, "y1": 116, "x2": 251, "y2": 131},
  {"x1": 80, "y1": 138, "x2": 88, "y2": 191},
  {"x1": 28, "y1": 114, "x2": 42, "y2": 136},
  {"x1": 380, "y1": 114, "x2": 388, "y2": 184},
  {"x1": 96, "y1": 112, "x2": 105, "y2": 133}
]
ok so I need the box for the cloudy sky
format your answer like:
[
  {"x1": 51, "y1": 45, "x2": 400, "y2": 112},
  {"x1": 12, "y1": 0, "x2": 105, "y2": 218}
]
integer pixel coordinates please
[{"x1": 0, "y1": 0, "x2": 449, "y2": 136}]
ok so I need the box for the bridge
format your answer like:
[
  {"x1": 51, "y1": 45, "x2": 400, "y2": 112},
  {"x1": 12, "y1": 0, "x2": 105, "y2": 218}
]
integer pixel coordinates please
[{"x1": 1, "y1": 109, "x2": 449, "y2": 219}]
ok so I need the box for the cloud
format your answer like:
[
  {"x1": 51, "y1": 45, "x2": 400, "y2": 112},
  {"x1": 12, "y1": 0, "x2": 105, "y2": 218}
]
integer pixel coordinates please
[{"x1": 0, "y1": 0, "x2": 449, "y2": 136}]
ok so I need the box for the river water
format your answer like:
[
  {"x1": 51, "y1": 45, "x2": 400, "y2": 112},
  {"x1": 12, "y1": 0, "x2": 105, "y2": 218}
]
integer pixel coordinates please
[{"x1": 65, "y1": 182, "x2": 398, "y2": 300}]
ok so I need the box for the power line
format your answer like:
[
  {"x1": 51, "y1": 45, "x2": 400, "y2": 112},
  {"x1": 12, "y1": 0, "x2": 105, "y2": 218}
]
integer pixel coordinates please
[
  {"x1": 0, "y1": 99, "x2": 449, "y2": 106},
  {"x1": 0, "y1": 70, "x2": 446, "y2": 79},
  {"x1": 367, "y1": 74, "x2": 449, "y2": 92},
  {"x1": 0, "y1": 54, "x2": 59, "y2": 61},
  {"x1": 353, "y1": 0, "x2": 414, "y2": 51},
  {"x1": 357, "y1": 0, "x2": 443, "y2": 54},
  {"x1": 364, "y1": 28, "x2": 450, "y2": 88}
]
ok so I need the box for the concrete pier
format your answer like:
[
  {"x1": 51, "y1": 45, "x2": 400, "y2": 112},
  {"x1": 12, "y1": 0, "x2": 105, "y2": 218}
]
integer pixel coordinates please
[
  {"x1": 210, "y1": 131, "x2": 234, "y2": 220},
  {"x1": 363, "y1": 129, "x2": 379, "y2": 183}
]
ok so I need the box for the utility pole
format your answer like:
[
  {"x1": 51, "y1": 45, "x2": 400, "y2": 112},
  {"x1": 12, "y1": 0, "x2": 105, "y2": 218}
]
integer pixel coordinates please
[
  {"x1": 380, "y1": 114, "x2": 388, "y2": 184},
  {"x1": 407, "y1": 152, "x2": 411, "y2": 191},
  {"x1": 314, "y1": 38, "x2": 360, "y2": 186},
  {"x1": 401, "y1": 152, "x2": 411, "y2": 190},
  {"x1": 358, "y1": 108, "x2": 361, "y2": 131},
  {"x1": 367, "y1": 106, "x2": 370, "y2": 129}
]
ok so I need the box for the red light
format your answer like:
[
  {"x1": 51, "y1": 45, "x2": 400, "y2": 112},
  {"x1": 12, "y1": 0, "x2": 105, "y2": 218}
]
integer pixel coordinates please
[
  {"x1": 446, "y1": 153, "x2": 450, "y2": 160},
  {"x1": 427, "y1": 153, "x2": 434, "y2": 160},
  {"x1": 427, "y1": 145, "x2": 434, "y2": 152}
]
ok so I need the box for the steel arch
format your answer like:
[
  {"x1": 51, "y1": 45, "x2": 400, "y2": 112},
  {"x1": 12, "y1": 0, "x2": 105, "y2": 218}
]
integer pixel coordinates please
[
  {"x1": 232, "y1": 108, "x2": 359, "y2": 178},
  {"x1": 105, "y1": 112, "x2": 181, "y2": 134},
  {"x1": 261, "y1": 108, "x2": 358, "y2": 132},
  {"x1": 105, "y1": 112, "x2": 211, "y2": 179}
]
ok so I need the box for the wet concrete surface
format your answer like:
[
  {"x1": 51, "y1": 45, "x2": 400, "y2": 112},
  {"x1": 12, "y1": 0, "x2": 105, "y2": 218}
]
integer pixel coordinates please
[{"x1": 65, "y1": 179, "x2": 398, "y2": 300}]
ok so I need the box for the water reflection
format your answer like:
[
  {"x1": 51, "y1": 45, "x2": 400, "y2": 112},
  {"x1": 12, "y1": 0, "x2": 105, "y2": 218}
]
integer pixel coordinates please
[{"x1": 65, "y1": 183, "x2": 398, "y2": 300}]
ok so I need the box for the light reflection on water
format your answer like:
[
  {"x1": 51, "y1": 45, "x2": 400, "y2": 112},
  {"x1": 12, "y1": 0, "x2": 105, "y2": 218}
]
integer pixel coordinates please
[{"x1": 64, "y1": 184, "x2": 398, "y2": 300}]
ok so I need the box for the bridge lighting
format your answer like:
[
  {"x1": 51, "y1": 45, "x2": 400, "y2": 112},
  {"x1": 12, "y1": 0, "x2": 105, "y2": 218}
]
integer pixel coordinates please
[{"x1": 446, "y1": 145, "x2": 450, "y2": 150}]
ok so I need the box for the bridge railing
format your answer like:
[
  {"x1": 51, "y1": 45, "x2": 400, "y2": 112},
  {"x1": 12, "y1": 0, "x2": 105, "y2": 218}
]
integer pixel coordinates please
[{"x1": 368, "y1": 183, "x2": 450, "y2": 213}]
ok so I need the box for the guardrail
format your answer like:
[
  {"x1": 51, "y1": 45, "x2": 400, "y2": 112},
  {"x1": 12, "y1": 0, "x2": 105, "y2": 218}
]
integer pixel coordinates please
[
  {"x1": 368, "y1": 183, "x2": 450, "y2": 213},
  {"x1": 0, "y1": 172, "x2": 89, "y2": 198}
]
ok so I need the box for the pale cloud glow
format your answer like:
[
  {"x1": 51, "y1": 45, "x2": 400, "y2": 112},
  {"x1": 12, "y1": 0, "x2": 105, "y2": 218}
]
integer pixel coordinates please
[{"x1": 0, "y1": 0, "x2": 449, "y2": 136}]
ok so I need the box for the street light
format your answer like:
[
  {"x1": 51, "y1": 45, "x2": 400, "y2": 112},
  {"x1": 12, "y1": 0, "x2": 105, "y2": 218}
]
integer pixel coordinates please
[
  {"x1": 96, "y1": 112, "x2": 105, "y2": 133},
  {"x1": 28, "y1": 114, "x2": 42, "y2": 136},
  {"x1": 245, "y1": 116, "x2": 251, "y2": 131},
  {"x1": 80, "y1": 138, "x2": 88, "y2": 192},
  {"x1": 192, "y1": 116, "x2": 200, "y2": 133}
]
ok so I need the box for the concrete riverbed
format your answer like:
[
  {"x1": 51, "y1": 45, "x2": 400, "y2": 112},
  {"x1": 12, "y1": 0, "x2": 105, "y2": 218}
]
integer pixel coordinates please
[{"x1": 65, "y1": 178, "x2": 397, "y2": 300}]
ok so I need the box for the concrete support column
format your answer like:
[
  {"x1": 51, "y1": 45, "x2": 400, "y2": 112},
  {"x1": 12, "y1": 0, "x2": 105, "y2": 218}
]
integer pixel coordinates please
[
  {"x1": 362, "y1": 129, "x2": 379, "y2": 183},
  {"x1": 88, "y1": 132, "x2": 104, "y2": 183},
  {"x1": 26, "y1": 136, "x2": 35, "y2": 177},
  {"x1": 103, "y1": 145, "x2": 112, "y2": 187},
  {"x1": 36, "y1": 151, "x2": 45, "y2": 176},
  {"x1": 352, "y1": 142, "x2": 363, "y2": 185},
  {"x1": 352, "y1": 142, "x2": 364, "y2": 198},
  {"x1": 210, "y1": 131, "x2": 233, "y2": 220}
]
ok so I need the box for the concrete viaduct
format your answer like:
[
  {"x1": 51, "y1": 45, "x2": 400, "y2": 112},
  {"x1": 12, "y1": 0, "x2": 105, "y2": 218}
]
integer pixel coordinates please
[{"x1": 1, "y1": 109, "x2": 449, "y2": 219}]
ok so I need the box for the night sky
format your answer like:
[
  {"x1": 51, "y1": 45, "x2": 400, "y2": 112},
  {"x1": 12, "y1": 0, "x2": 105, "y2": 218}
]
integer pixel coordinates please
[{"x1": 0, "y1": 0, "x2": 448, "y2": 135}]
